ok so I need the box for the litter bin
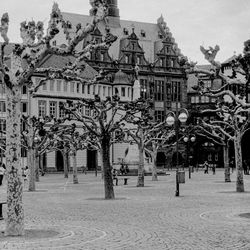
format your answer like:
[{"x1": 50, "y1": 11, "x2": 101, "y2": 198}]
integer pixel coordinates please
[{"x1": 178, "y1": 171, "x2": 185, "y2": 184}]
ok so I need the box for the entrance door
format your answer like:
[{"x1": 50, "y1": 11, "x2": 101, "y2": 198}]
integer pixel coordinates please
[
  {"x1": 56, "y1": 150, "x2": 64, "y2": 171},
  {"x1": 87, "y1": 150, "x2": 97, "y2": 170}
]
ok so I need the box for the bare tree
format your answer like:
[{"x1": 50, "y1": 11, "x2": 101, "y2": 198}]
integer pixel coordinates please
[
  {"x1": 183, "y1": 44, "x2": 250, "y2": 192},
  {"x1": 0, "y1": 1, "x2": 109, "y2": 235},
  {"x1": 64, "y1": 94, "x2": 129, "y2": 199}
]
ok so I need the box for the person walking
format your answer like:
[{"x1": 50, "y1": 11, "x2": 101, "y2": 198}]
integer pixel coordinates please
[{"x1": 203, "y1": 161, "x2": 209, "y2": 174}]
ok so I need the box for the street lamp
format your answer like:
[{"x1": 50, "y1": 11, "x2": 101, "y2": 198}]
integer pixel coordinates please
[
  {"x1": 166, "y1": 108, "x2": 188, "y2": 197},
  {"x1": 183, "y1": 135, "x2": 196, "y2": 179}
]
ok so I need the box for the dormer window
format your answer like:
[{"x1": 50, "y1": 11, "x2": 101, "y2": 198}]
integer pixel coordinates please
[
  {"x1": 158, "y1": 31, "x2": 163, "y2": 39},
  {"x1": 125, "y1": 55, "x2": 129, "y2": 64},
  {"x1": 141, "y1": 30, "x2": 146, "y2": 37},
  {"x1": 123, "y1": 28, "x2": 129, "y2": 35}
]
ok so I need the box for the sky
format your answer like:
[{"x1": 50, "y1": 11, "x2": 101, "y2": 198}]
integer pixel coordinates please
[{"x1": 1, "y1": 0, "x2": 250, "y2": 64}]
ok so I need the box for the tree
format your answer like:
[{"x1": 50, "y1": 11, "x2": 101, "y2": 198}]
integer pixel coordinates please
[
  {"x1": 123, "y1": 98, "x2": 155, "y2": 186},
  {"x1": 183, "y1": 44, "x2": 250, "y2": 192},
  {"x1": 0, "y1": 1, "x2": 109, "y2": 235},
  {"x1": 194, "y1": 122, "x2": 231, "y2": 182},
  {"x1": 63, "y1": 94, "x2": 128, "y2": 199}
]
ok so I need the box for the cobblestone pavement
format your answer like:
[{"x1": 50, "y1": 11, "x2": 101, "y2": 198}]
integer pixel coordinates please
[{"x1": 0, "y1": 170, "x2": 250, "y2": 249}]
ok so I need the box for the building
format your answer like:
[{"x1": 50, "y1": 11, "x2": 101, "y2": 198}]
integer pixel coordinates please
[
  {"x1": 187, "y1": 55, "x2": 248, "y2": 168},
  {"x1": 1, "y1": 1, "x2": 188, "y2": 172}
]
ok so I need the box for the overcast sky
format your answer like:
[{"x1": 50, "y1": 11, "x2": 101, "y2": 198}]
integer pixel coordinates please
[{"x1": 2, "y1": 0, "x2": 250, "y2": 64}]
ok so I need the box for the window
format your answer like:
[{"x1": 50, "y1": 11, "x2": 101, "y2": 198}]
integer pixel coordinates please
[
  {"x1": 140, "y1": 79, "x2": 149, "y2": 99},
  {"x1": 141, "y1": 30, "x2": 146, "y2": 37},
  {"x1": 22, "y1": 85, "x2": 27, "y2": 94},
  {"x1": 154, "y1": 110, "x2": 164, "y2": 122},
  {"x1": 85, "y1": 107, "x2": 90, "y2": 116},
  {"x1": 125, "y1": 55, "x2": 129, "y2": 64},
  {"x1": 42, "y1": 82, "x2": 47, "y2": 90},
  {"x1": 128, "y1": 87, "x2": 130, "y2": 98},
  {"x1": 137, "y1": 56, "x2": 141, "y2": 65},
  {"x1": 155, "y1": 80, "x2": 164, "y2": 101},
  {"x1": 0, "y1": 101, "x2": 6, "y2": 112},
  {"x1": 93, "y1": 85, "x2": 96, "y2": 95},
  {"x1": 103, "y1": 86, "x2": 106, "y2": 96},
  {"x1": 208, "y1": 154, "x2": 212, "y2": 161},
  {"x1": 215, "y1": 153, "x2": 218, "y2": 161},
  {"x1": 108, "y1": 87, "x2": 111, "y2": 96},
  {"x1": 82, "y1": 84, "x2": 85, "y2": 94},
  {"x1": 56, "y1": 80, "x2": 61, "y2": 92},
  {"x1": 100, "y1": 53, "x2": 104, "y2": 61},
  {"x1": 59, "y1": 102, "x2": 65, "y2": 118},
  {"x1": 121, "y1": 87, "x2": 125, "y2": 97},
  {"x1": 123, "y1": 28, "x2": 128, "y2": 35},
  {"x1": 158, "y1": 31, "x2": 163, "y2": 39},
  {"x1": 70, "y1": 82, "x2": 75, "y2": 93},
  {"x1": 38, "y1": 100, "x2": 46, "y2": 117},
  {"x1": 49, "y1": 101, "x2": 57, "y2": 117},
  {"x1": 76, "y1": 83, "x2": 80, "y2": 93},
  {"x1": 0, "y1": 119, "x2": 6, "y2": 132},
  {"x1": 21, "y1": 102, "x2": 27, "y2": 113},
  {"x1": 63, "y1": 81, "x2": 67, "y2": 92},
  {"x1": 159, "y1": 58, "x2": 164, "y2": 67},
  {"x1": 50, "y1": 80, "x2": 54, "y2": 91},
  {"x1": 171, "y1": 81, "x2": 181, "y2": 102},
  {"x1": 87, "y1": 85, "x2": 90, "y2": 94}
]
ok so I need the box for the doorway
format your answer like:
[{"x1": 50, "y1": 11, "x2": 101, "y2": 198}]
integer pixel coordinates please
[
  {"x1": 56, "y1": 150, "x2": 64, "y2": 171},
  {"x1": 87, "y1": 149, "x2": 98, "y2": 170}
]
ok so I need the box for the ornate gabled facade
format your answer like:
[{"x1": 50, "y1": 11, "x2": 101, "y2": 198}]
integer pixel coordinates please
[
  {"x1": 47, "y1": 1, "x2": 188, "y2": 170},
  {"x1": 0, "y1": 1, "x2": 189, "y2": 172}
]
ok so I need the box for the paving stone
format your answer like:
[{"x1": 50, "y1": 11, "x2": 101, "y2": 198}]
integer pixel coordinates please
[{"x1": 0, "y1": 170, "x2": 249, "y2": 249}]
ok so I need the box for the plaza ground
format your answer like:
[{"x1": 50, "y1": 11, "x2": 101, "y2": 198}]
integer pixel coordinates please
[{"x1": 0, "y1": 169, "x2": 250, "y2": 249}]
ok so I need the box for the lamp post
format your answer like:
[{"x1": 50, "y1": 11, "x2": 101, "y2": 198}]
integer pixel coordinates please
[
  {"x1": 166, "y1": 108, "x2": 188, "y2": 197},
  {"x1": 183, "y1": 135, "x2": 196, "y2": 179}
]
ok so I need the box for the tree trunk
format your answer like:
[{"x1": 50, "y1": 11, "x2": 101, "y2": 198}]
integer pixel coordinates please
[
  {"x1": 223, "y1": 142, "x2": 231, "y2": 182},
  {"x1": 5, "y1": 85, "x2": 24, "y2": 236},
  {"x1": 39, "y1": 154, "x2": 44, "y2": 175},
  {"x1": 101, "y1": 136, "x2": 114, "y2": 199},
  {"x1": 63, "y1": 147, "x2": 68, "y2": 178},
  {"x1": 137, "y1": 143, "x2": 144, "y2": 187},
  {"x1": 100, "y1": 148, "x2": 104, "y2": 179},
  {"x1": 234, "y1": 134, "x2": 244, "y2": 192},
  {"x1": 28, "y1": 148, "x2": 36, "y2": 191},
  {"x1": 72, "y1": 150, "x2": 78, "y2": 184},
  {"x1": 35, "y1": 150, "x2": 39, "y2": 182},
  {"x1": 151, "y1": 146, "x2": 158, "y2": 181}
]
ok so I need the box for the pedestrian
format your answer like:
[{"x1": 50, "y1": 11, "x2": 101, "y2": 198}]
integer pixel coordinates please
[
  {"x1": 112, "y1": 168, "x2": 118, "y2": 186},
  {"x1": 212, "y1": 164, "x2": 216, "y2": 175},
  {"x1": 0, "y1": 162, "x2": 6, "y2": 186},
  {"x1": 23, "y1": 166, "x2": 30, "y2": 189},
  {"x1": 203, "y1": 161, "x2": 209, "y2": 174},
  {"x1": 243, "y1": 160, "x2": 248, "y2": 175}
]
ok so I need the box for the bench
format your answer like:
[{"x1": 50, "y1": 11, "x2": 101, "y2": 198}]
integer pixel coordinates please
[
  {"x1": 0, "y1": 201, "x2": 6, "y2": 220},
  {"x1": 113, "y1": 176, "x2": 129, "y2": 186}
]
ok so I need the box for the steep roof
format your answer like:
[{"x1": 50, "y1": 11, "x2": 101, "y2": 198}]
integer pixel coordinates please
[
  {"x1": 40, "y1": 54, "x2": 97, "y2": 79},
  {"x1": 61, "y1": 12, "x2": 163, "y2": 63}
]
